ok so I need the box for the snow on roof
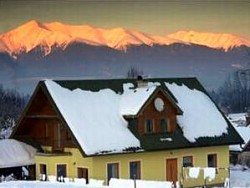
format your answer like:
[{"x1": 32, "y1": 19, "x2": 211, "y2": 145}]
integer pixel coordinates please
[
  {"x1": 45, "y1": 80, "x2": 140, "y2": 155},
  {"x1": 229, "y1": 126, "x2": 250, "y2": 151},
  {"x1": 227, "y1": 113, "x2": 247, "y2": 127},
  {"x1": 165, "y1": 82, "x2": 228, "y2": 142},
  {"x1": 227, "y1": 113, "x2": 250, "y2": 151},
  {"x1": 228, "y1": 113, "x2": 247, "y2": 121},
  {"x1": 119, "y1": 83, "x2": 157, "y2": 116},
  {"x1": 0, "y1": 139, "x2": 37, "y2": 168}
]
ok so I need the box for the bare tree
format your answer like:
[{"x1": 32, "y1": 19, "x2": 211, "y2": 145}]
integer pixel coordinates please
[
  {"x1": 213, "y1": 48, "x2": 250, "y2": 113},
  {"x1": 126, "y1": 66, "x2": 144, "y2": 79}
]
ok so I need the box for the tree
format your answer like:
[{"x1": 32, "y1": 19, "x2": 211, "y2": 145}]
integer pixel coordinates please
[
  {"x1": 126, "y1": 66, "x2": 144, "y2": 79},
  {"x1": 212, "y1": 48, "x2": 250, "y2": 113},
  {"x1": 0, "y1": 84, "x2": 29, "y2": 139}
]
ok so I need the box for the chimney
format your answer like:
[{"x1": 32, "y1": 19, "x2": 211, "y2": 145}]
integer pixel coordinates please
[{"x1": 136, "y1": 75, "x2": 148, "y2": 88}]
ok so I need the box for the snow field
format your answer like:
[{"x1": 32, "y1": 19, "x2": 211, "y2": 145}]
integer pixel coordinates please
[{"x1": 1, "y1": 167, "x2": 250, "y2": 188}]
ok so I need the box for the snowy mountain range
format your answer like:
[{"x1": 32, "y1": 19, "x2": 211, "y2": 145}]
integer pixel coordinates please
[
  {"x1": 0, "y1": 20, "x2": 250, "y2": 93},
  {"x1": 1, "y1": 20, "x2": 249, "y2": 56}
]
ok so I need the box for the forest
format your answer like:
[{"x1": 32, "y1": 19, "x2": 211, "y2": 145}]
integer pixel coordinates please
[
  {"x1": 0, "y1": 84, "x2": 29, "y2": 139},
  {"x1": 210, "y1": 69, "x2": 250, "y2": 113}
]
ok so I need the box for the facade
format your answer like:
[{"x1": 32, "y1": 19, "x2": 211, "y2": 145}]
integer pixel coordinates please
[{"x1": 11, "y1": 78, "x2": 243, "y2": 187}]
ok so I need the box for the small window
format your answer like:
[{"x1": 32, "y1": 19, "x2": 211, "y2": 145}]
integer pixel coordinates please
[
  {"x1": 207, "y1": 154, "x2": 217, "y2": 167},
  {"x1": 145, "y1": 119, "x2": 154, "y2": 134},
  {"x1": 160, "y1": 119, "x2": 168, "y2": 132},
  {"x1": 129, "y1": 161, "x2": 141, "y2": 179},
  {"x1": 183, "y1": 156, "x2": 193, "y2": 167},
  {"x1": 107, "y1": 163, "x2": 119, "y2": 183},
  {"x1": 57, "y1": 164, "x2": 67, "y2": 178}
]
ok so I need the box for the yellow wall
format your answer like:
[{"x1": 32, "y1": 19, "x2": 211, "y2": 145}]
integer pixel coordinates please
[
  {"x1": 92, "y1": 145, "x2": 229, "y2": 187},
  {"x1": 35, "y1": 145, "x2": 229, "y2": 187},
  {"x1": 35, "y1": 147, "x2": 93, "y2": 179}
]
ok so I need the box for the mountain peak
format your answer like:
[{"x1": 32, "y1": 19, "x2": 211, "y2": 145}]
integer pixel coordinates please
[
  {"x1": 15, "y1": 20, "x2": 46, "y2": 32},
  {"x1": 168, "y1": 30, "x2": 250, "y2": 51},
  {"x1": 0, "y1": 20, "x2": 249, "y2": 57}
]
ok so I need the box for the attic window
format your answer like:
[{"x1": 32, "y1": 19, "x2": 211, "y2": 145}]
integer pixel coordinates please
[
  {"x1": 160, "y1": 119, "x2": 168, "y2": 132},
  {"x1": 145, "y1": 119, "x2": 154, "y2": 134}
]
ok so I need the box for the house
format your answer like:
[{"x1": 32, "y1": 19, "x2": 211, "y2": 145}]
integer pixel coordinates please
[
  {"x1": 11, "y1": 77, "x2": 243, "y2": 187},
  {"x1": 228, "y1": 113, "x2": 250, "y2": 165}
]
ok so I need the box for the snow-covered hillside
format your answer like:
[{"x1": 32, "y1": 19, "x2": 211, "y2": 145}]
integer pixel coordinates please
[{"x1": 0, "y1": 20, "x2": 249, "y2": 56}]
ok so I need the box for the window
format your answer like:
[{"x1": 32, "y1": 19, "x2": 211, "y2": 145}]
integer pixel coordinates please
[
  {"x1": 78, "y1": 167, "x2": 89, "y2": 184},
  {"x1": 145, "y1": 119, "x2": 154, "y2": 134},
  {"x1": 40, "y1": 164, "x2": 47, "y2": 175},
  {"x1": 53, "y1": 123, "x2": 63, "y2": 150},
  {"x1": 160, "y1": 119, "x2": 168, "y2": 132},
  {"x1": 45, "y1": 123, "x2": 50, "y2": 138},
  {"x1": 129, "y1": 161, "x2": 141, "y2": 179},
  {"x1": 56, "y1": 124, "x2": 61, "y2": 148},
  {"x1": 57, "y1": 164, "x2": 67, "y2": 178},
  {"x1": 107, "y1": 163, "x2": 119, "y2": 183},
  {"x1": 207, "y1": 154, "x2": 217, "y2": 167},
  {"x1": 183, "y1": 156, "x2": 193, "y2": 167}
]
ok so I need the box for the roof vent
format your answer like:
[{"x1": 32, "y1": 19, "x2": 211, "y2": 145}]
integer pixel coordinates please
[{"x1": 136, "y1": 75, "x2": 148, "y2": 88}]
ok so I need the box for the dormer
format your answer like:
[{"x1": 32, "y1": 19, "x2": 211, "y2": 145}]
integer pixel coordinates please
[
  {"x1": 120, "y1": 82, "x2": 182, "y2": 136},
  {"x1": 137, "y1": 88, "x2": 182, "y2": 135}
]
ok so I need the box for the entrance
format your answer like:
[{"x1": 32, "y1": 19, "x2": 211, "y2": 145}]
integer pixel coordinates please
[{"x1": 166, "y1": 158, "x2": 178, "y2": 183}]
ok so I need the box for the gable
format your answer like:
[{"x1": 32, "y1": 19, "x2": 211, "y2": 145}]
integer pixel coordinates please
[
  {"x1": 138, "y1": 88, "x2": 182, "y2": 117},
  {"x1": 11, "y1": 84, "x2": 78, "y2": 153},
  {"x1": 135, "y1": 89, "x2": 180, "y2": 135},
  {"x1": 27, "y1": 87, "x2": 57, "y2": 116}
]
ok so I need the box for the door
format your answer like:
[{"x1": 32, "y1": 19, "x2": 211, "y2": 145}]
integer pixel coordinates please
[
  {"x1": 57, "y1": 164, "x2": 67, "y2": 178},
  {"x1": 166, "y1": 158, "x2": 178, "y2": 183},
  {"x1": 107, "y1": 163, "x2": 119, "y2": 183},
  {"x1": 78, "y1": 167, "x2": 89, "y2": 184}
]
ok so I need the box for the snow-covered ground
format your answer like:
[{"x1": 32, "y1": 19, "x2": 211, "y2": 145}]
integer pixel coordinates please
[
  {"x1": 230, "y1": 165, "x2": 250, "y2": 187},
  {"x1": 0, "y1": 166, "x2": 250, "y2": 188}
]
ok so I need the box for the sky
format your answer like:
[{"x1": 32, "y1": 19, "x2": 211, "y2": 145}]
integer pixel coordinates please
[{"x1": 0, "y1": 0, "x2": 250, "y2": 38}]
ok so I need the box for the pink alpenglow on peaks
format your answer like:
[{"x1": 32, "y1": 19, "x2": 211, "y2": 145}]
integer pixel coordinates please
[
  {"x1": 0, "y1": 20, "x2": 249, "y2": 57},
  {"x1": 168, "y1": 30, "x2": 250, "y2": 52}
]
